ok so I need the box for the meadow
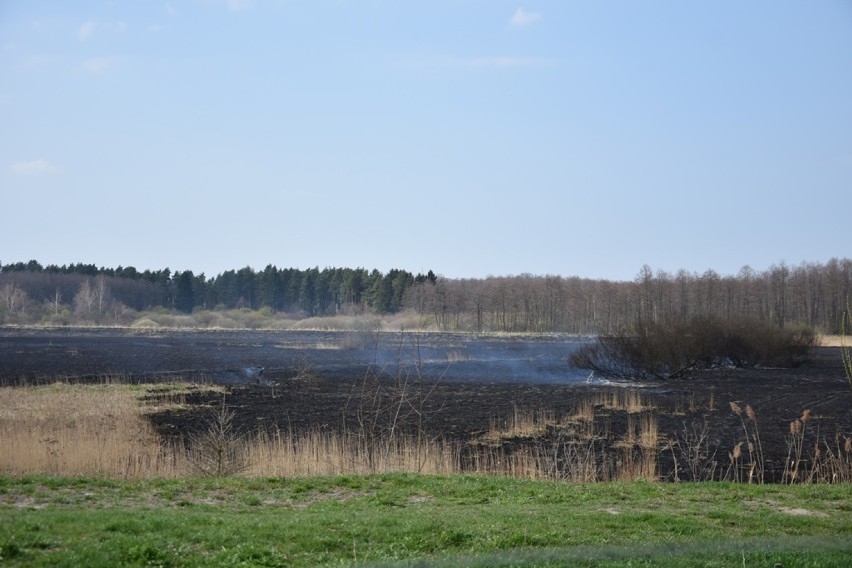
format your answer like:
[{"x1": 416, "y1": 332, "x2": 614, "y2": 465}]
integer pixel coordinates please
[{"x1": 2, "y1": 474, "x2": 851, "y2": 567}]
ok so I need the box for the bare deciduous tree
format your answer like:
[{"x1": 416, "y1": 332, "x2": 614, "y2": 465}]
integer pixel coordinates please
[
  {"x1": 94, "y1": 274, "x2": 111, "y2": 313},
  {"x1": 73, "y1": 276, "x2": 112, "y2": 320},
  {"x1": 50, "y1": 288, "x2": 62, "y2": 315},
  {"x1": 74, "y1": 279, "x2": 97, "y2": 318},
  {"x1": 0, "y1": 282, "x2": 28, "y2": 314}
]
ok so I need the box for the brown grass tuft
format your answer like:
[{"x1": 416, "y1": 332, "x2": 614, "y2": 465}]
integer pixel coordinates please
[
  {"x1": 490, "y1": 406, "x2": 556, "y2": 440},
  {"x1": 569, "y1": 398, "x2": 596, "y2": 423},
  {"x1": 0, "y1": 383, "x2": 177, "y2": 478}
]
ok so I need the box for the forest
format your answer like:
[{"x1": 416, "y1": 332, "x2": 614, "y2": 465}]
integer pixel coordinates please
[{"x1": 0, "y1": 258, "x2": 850, "y2": 334}]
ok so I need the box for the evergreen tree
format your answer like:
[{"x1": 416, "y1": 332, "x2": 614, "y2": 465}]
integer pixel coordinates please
[
  {"x1": 175, "y1": 270, "x2": 196, "y2": 313},
  {"x1": 299, "y1": 268, "x2": 318, "y2": 315}
]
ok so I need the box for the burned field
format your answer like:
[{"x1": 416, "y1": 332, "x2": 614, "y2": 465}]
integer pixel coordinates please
[{"x1": 2, "y1": 328, "x2": 850, "y2": 482}]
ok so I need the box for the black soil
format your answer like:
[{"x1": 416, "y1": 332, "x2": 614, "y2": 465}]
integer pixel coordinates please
[{"x1": 2, "y1": 328, "x2": 849, "y2": 482}]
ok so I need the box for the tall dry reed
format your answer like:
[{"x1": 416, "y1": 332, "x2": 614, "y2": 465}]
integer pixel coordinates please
[
  {"x1": 243, "y1": 429, "x2": 460, "y2": 477},
  {"x1": 0, "y1": 383, "x2": 177, "y2": 478},
  {"x1": 2, "y1": 383, "x2": 849, "y2": 483},
  {"x1": 728, "y1": 402, "x2": 765, "y2": 483},
  {"x1": 483, "y1": 406, "x2": 556, "y2": 442},
  {"x1": 595, "y1": 389, "x2": 649, "y2": 413}
]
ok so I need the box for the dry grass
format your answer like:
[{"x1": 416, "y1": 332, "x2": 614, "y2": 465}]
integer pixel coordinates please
[
  {"x1": 0, "y1": 382, "x2": 463, "y2": 479},
  {"x1": 2, "y1": 382, "x2": 849, "y2": 483},
  {"x1": 446, "y1": 349, "x2": 475, "y2": 363},
  {"x1": 0, "y1": 383, "x2": 655, "y2": 481},
  {"x1": 0, "y1": 383, "x2": 176, "y2": 478},
  {"x1": 244, "y1": 430, "x2": 459, "y2": 477},
  {"x1": 141, "y1": 383, "x2": 226, "y2": 412},
  {"x1": 482, "y1": 406, "x2": 556, "y2": 442},
  {"x1": 594, "y1": 389, "x2": 649, "y2": 413},
  {"x1": 819, "y1": 335, "x2": 847, "y2": 347},
  {"x1": 568, "y1": 397, "x2": 597, "y2": 424},
  {"x1": 477, "y1": 399, "x2": 660, "y2": 482},
  {"x1": 617, "y1": 412, "x2": 659, "y2": 450}
]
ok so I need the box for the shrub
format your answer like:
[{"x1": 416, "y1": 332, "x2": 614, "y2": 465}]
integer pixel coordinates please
[
  {"x1": 570, "y1": 317, "x2": 816, "y2": 380},
  {"x1": 186, "y1": 396, "x2": 247, "y2": 476},
  {"x1": 130, "y1": 317, "x2": 161, "y2": 329}
]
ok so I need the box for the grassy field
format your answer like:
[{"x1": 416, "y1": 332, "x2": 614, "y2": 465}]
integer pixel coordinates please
[
  {"x1": 1, "y1": 474, "x2": 850, "y2": 567},
  {"x1": 1, "y1": 376, "x2": 850, "y2": 566}
]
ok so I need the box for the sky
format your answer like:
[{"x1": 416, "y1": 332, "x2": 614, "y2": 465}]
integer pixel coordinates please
[{"x1": 2, "y1": 1, "x2": 851, "y2": 282}]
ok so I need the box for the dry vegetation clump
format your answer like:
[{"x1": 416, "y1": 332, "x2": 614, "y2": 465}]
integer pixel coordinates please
[
  {"x1": 0, "y1": 380, "x2": 462, "y2": 479},
  {"x1": 2, "y1": 376, "x2": 850, "y2": 483},
  {"x1": 139, "y1": 382, "x2": 226, "y2": 411},
  {"x1": 783, "y1": 409, "x2": 852, "y2": 484},
  {"x1": 482, "y1": 406, "x2": 557, "y2": 442},
  {"x1": 471, "y1": 398, "x2": 661, "y2": 482},
  {"x1": 570, "y1": 316, "x2": 817, "y2": 380},
  {"x1": 466, "y1": 390, "x2": 851, "y2": 483},
  {"x1": 242, "y1": 429, "x2": 460, "y2": 477},
  {"x1": 0, "y1": 382, "x2": 175, "y2": 478},
  {"x1": 130, "y1": 308, "x2": 300, "y2": 330},
  {"x1": 594, "y1": 389, "x2": 649, "y2": 412},
  {"x1": 125, "y1": 310, "x2": 430, "y2": 332},
  {"x1": 185, "y1": 396, "x2": 249, "y2": 477},
  {"x1": 129, "y1": 317, "x2": 161, "y2": 329},
  {"x1": 289, "y1": 315, "x2": 378, "y2": 332}
]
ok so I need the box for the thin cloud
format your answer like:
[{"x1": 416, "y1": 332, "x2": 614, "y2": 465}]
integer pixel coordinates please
[
  {"x1": 148, "y1": 24, "x2": 163, "y2": 33},
  {"x1": 510, "y1": 8, "x2": 542, "y2": 28},
  {"x1": 166, "y1": 3, "x2": 177, "y2": 16},
  {"x1": 82, "y1": 57, "x2": 118, "y2": 74},
  {"x1": 10, "y1": 159, "x2": 61, "y2": 176},
  {"x1": 78, "y1": 21, "x2": 96, "y2": 40}
]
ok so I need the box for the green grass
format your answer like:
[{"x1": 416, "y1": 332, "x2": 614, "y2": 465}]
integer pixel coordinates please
[{"x1": 1, "y1": 474, "x2": 850, "y2": 567}]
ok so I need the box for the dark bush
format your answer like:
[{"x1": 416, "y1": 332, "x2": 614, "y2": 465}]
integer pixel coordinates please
[{"x1": 570, "y1": 317, "x2": 816, "y2": 380}]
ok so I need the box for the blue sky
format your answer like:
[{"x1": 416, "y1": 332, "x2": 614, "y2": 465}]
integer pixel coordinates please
[{"x1": 2, "y1": 1, "x2": 851, "y2": 281}]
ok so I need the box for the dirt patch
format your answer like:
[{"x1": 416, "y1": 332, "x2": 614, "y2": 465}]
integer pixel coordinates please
[
  {"x1": 779, "y1": 507, "x2": 829, "y2": 517},
  {"x1": 7, "y1": 496, "x2": 48, "y2": 510}
]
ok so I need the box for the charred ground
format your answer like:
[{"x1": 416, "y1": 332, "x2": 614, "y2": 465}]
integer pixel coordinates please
[{"x1": 2, "y1": 328, "x2": 849, "y2": 482}]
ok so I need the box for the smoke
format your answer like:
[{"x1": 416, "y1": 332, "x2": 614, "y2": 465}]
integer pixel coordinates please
[{"x1": 356, "y1": 332, "x2": 593, "y2": 384}]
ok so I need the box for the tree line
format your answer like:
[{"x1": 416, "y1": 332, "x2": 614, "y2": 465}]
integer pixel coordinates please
[
  {"x1": 1, "y1": 259, "x2": 850, "y2": 334},
  {"x1": 402, "y1": 260, "x2": 852, "y2": 334},
  {"x1": 0, "y1": 261, "x2": 436, "y2": 323}
]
